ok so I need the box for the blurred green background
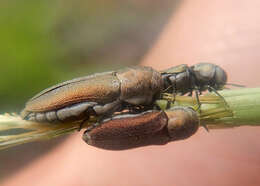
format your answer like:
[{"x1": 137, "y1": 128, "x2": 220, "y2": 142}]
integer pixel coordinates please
[{"x1": 0, "y1": 0, "x2": 179, "y2": 181}]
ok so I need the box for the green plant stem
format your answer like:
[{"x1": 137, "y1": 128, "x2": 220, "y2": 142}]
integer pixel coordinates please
[
  {"x1": 0, "y1": 114, "x2": 96, "y2": 150},
  {"x1": 159, "y1": 88, "x2": 260, "y2": 129},
  {"x1": 0, "y1": 88, "x2": 260, "y2": 150}
]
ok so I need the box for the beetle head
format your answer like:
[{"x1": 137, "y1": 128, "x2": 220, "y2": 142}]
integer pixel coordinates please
[
  {"x1": 166, "y1": 107, "x2": 199, "y2": 141},
  {"x1": 191, "y1": 63, "x2": 227, "y2": 90}
]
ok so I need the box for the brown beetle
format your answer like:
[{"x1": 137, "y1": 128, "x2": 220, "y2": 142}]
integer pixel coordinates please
[
  {"x1": 21, "y1": 66, "x2": 163, "y2": 123},
  {"x1": 83, "y1": 106, "x2": 199, "y2": 150},
  {"x1": 21, "y1": 63, "x2": 227, "y2": 125}
]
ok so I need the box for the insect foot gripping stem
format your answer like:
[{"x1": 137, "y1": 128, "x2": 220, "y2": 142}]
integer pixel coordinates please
[{"x1": 82, "y1": 106, "x2": 199, "y2": 150}]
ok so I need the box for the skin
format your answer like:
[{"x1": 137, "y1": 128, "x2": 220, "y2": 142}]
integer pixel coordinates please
[{"x1": 3, "y1": 0, "x2": 260, "y2": 185}]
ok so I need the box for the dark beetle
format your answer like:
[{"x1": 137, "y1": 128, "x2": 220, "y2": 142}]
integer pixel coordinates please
[
  {"x1": 161, "y1": 63, "x2": 227, "y2": 95},
  {"x1": 161, "y1": 63, "x2": 227, "y2": 108},
  {"x1": 83, "y1": 106, "x2": 199, "y2": 150},
  {"x1": 21, "y1": 63, "x2": 227, "y2": 124}
]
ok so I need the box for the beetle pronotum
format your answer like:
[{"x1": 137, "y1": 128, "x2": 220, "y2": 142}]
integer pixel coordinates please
[
  {"x1": 21, "y1": 63, "x2": 227, "y2": 126},
  {"x1": 83, "y1": 107, "x2": 199, "y2": 150}
]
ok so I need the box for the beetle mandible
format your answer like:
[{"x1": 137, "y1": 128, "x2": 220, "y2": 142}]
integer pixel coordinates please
[{"x1": 21, "y1": 63, "x2": 227, "y2": 125}]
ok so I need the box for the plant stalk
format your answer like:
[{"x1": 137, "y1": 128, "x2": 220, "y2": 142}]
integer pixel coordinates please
[{"x1": 0, "y1": 88, "x2": 260, "y2": 150}]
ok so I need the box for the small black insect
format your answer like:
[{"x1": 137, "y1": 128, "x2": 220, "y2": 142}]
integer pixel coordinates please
[{"x1": 161, "y1": 63, "x2": 228, "y2": 108}]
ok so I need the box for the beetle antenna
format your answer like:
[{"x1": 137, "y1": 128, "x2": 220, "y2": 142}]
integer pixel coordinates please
[
  {"x1": 201, "y1": 123, "x2": 209, "y2": 132},
  {"x1": 207, "y1": 86, "x2": 230, "y2": 109},
  {"x1": 197, "y1": 116, "x2": 209, "y2": 132},
  {"x1": 162, "y1": 84, "x2": 174, "y2": 93},
  {"x1": 226, "y1": 83, "x2": 245, "y2": 87}
]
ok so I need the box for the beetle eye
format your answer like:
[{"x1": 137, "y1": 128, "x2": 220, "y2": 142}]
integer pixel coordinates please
[{"x1": 215, "y1": 66, "x2": 227, "y2": 86}]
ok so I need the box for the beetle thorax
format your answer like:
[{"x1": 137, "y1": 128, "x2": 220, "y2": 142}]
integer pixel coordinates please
[{"x1": 116, "y1": 66, "x2": 164, "y2": 105}]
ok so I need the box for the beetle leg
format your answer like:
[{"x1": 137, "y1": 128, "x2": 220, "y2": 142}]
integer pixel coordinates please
[
  {"x1": 166, "y1": 92, "x2": 176, "y2": 109},
  {"x1": 166, "y1": 100, "x2": 171, "y2": 109},
  {"x1": 199, "y1": 120, "x2": 209, "y2": 132},
  {"x1": 194, "y1": 88, "x2": 202, "y2": 113},
  {"x1": 86, "y1": 100, "x2": 123, "y2": 131},
  {"x1": 207, "y1": 86, "x2": 229, "y2": 108},
  {"x1": 85, "y1": 107, "x2": 120, "y2": 132},
  {"x1": 164, "y1": 74, "x2": 177, "y2": 109},
  {"x1": 153, "y1": 103, "x2": 162, "y2": 111},
  {"x1": 194, "y1": 93, "x2": 208, "y2": 132},
  {"x1": 126, "y1": 105, "x2": 148, "y2": 114},
  {"x1": 78, "y1": 105, "x2": 98, "y2": 131},
  {"x1": 162, "y1": 76, "x2": 174, "y2": 93},
  {"x1": 84, "y1": 116, "x2": 114, "y2": 134},
  {"x1": 78, "y1": 115, "x2": 90, "y2": 131}
]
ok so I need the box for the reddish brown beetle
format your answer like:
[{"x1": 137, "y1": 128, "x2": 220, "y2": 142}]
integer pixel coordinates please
[
  {"x1": 21, "y1": 63, "x2": 227, "y2": 126},
  {"x1": 83, "y1": 106, "x2": 199, "y2": 150}
]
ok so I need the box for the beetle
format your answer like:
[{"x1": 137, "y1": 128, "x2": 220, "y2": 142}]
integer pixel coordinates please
[
  {"x1": 83, "y1": 106, "x2": 199, "y2": 150},
  {"x1": 21, "y1": 63, "x2": 227, "y2": 125},
  {"x1": 161, "y1": 63, "x2": 227, "y2": 108},
  {"x1": 21, "y1": 66, "x2": 164, "y2": 123},
  {"x1": 162, "y1": 63, "x2": 227, "y2": 95}
]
